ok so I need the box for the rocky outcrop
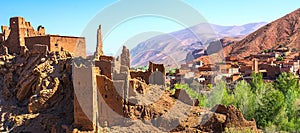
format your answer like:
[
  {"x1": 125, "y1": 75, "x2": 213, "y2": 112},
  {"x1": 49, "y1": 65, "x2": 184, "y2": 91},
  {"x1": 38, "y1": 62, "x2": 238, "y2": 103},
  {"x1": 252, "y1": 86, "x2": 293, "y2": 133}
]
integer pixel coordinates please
[
  {"x1": 0, "y1": 46, "x2": 74, "y2": 132},
  {"x1": 171, "y1": 104, "x2": 259, "y2": 133}
]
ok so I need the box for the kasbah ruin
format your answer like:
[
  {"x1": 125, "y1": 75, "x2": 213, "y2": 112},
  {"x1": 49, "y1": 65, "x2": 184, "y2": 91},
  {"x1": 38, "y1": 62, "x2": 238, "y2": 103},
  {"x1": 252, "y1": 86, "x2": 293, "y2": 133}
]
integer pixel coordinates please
[{"x1": 0, "y1": 17, "x2": 260, "y2": 132}]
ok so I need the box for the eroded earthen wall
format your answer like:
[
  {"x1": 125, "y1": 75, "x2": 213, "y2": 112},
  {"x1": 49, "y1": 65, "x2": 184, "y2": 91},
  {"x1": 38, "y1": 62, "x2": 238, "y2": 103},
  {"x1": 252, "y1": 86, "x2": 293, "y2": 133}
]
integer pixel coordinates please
[
  {"x1": 25, "y1": 35, "x2": 86, "y2": 57},
  {"x1": 25, "y1": 36, "x2": 50, "y2": 50},
  {"x1": 95, "y1": 59, "x2": 112, "y2": 79},
  {"x1": 130, "y1": 71, "x2": 150, "y2": 84},
  {"x1": 1, "y1": 17, "x2": 85, "y2": 57},
  {"x1": 130, "y1": 62, "x2": 166, "y2": 85},
  {"x1": 3, "y1": 17, "x2": 45, "y2": 54},
  {"x1": 0, "y1": 34, "x2": 4, "y2": 44},
  {"x1": 49, "y1": 36, "x2": 86, "y2": 57},
  {"x1": 73, "y1": 66, "x2": 99, "y2": 131},
  {"x1": 96, "y1": 75, "x2": 125, "y2": 126}
]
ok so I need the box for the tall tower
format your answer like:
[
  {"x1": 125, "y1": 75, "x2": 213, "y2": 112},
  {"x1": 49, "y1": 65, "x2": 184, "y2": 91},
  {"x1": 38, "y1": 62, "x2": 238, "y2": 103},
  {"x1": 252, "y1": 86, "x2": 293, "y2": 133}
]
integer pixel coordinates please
[
  {"x1": 252, "y1": 58, "x2": 259, "y2": 73},
  {"x1": 95, "y1": 25, "x2": 103, "y2": 60}
]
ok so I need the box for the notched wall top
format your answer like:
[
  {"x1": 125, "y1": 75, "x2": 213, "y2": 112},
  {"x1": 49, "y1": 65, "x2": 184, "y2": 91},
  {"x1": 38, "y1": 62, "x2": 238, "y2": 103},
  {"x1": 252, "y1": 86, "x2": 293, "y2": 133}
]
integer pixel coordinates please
[{"x1": 0, "y1": 16, "x2": 86, "y2": 57}]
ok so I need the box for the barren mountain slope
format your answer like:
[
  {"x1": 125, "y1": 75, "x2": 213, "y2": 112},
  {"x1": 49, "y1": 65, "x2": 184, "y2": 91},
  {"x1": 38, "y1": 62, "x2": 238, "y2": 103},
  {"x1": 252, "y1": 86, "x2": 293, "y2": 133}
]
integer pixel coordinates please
[{"x1": 227, "y1": 8, "x2": 300, "y2": 57}]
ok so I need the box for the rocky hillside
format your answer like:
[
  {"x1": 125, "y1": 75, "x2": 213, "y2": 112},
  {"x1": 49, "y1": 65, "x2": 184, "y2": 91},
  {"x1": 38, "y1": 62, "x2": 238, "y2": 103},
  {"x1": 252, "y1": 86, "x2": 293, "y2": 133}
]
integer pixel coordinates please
[
  {"x1": 0, "y1": 45, "x2": 74, "y2": 132},
  {"x1": 130, "y1": 22, "x2": 267, "y2": 67},
  {"x1": 186, "y1": 36, "x2": 244, "y2": 62},
  {"x1": 227, "y1": 8, "x2": 300, "y2": 57}
]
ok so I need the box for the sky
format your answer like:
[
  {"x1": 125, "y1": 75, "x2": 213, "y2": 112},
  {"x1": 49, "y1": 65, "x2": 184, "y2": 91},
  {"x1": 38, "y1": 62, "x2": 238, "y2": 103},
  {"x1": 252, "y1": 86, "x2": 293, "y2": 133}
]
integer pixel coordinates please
[{"x1": 0, "y1": 0, "x2": 299, "y2": 55}]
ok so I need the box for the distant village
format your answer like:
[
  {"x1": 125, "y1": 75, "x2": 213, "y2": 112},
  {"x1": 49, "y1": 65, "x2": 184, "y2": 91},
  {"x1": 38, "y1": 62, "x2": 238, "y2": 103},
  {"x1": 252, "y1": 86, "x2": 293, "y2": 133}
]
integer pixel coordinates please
[{"x1": 162, "y1": 45, "x2": 300, "y2": 90}]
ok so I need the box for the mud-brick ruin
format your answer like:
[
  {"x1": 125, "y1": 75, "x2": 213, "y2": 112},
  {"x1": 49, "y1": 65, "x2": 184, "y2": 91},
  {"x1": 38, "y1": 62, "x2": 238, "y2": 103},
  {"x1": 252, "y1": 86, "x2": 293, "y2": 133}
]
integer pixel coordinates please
[
  {"x1": 73, "y1": 25, "x2": 167, "y2": 131},
  {"x1": 0, "y1": 17, "x2": 86, "y2": 57},
  {"x1": 0, "y1": 17, "x2": 259, "y2": 132}
]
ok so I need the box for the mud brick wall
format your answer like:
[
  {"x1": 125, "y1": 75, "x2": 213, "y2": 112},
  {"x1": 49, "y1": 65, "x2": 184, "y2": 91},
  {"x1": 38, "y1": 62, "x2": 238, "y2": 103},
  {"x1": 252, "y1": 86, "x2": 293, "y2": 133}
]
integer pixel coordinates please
[
  {"x1": 259, "y1": 64, "x2": 281, "y2": 79},
  {"x1": 3, "y1": 17, "x2": 45, "y2": 54},
  {"x1": 95, "y1": 60, "x2": 112, "y2": 79},
  {"x1": 130, "y1": 71, "x2": 150, "y2": 84},
  {"x1": 130, "y1": 62, "x2": 166, "y2": 85},
  {"x1": 25, "y1": 35, "x2": 86, "y2": 57},
  {"x1": 96, "y1": 75, "x2": 125, "y2": 126},
  {"x1": 1, "y1": 26, "x2": 10, "y2": 40},
  {"x1": 73, "y1": 66, "x2": 98, "y2": 131},
  {"x1": 25, "y1": 36, "x2": 50, "y2": 50},
  {"x1": 0, "y1": 33, "x2": 4, "y2": 44},
  {"x1": 129, "y1": 79, "x2": 149, "y2": 97}
]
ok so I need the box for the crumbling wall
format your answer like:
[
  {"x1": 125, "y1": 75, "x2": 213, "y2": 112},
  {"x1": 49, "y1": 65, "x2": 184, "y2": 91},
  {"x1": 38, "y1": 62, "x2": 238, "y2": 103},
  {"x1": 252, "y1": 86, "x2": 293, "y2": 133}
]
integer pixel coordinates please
[
  {"x1": 130, "y1": 62, "x2": 166, "y2": 85},
  {"x1": 0, "y1": 17, "x2": 85, "y2": 57},
  {"x1": 95, "y1": 56, "x2": 113, "y2": 79},
  {"x1": 130, "y1": 71, "x2": 149, "y2": 84},
  {"x1": 25, "y1": 36, "x2": 50, "y2": 50},
  {"x1": 0, "y1": 33, "x2": 4, "y2": 44},
  {"x1": 148, "y1": 61, "x2": 165, "y2": 73},
  {"x1": 73, "y1": 64, "x2": 99, "y2": 131},
  {"x1": 25, "y1": 35, "x2": 86, "y2": 58},
  {"x1": 37, "y1": 25, "x2": 45, "y2": 36},
  {"x1": 49, "y1": 35, "x2": 86, "y2": 57},
  {"x1": 120, "y1": 46, "x2": 130, "y2": 67},
  {"x1": 30, "y1": 44, "x2": 49, "y2": 56},
  {"x1": 2, "y1": 17, "x2": 45, "y2": 54},
  {"x1": 1, "y1": 26, "x2": 10, "y2": 40},
  {"x1": 129, "y1": 79, "x2": 150, "y2": 96},
  {"x1": 0, "y1": 45, "x2": 8, "y2": 55},
  {"x1": 113, "y1": 71, "x2": 130, "y2": 103},
  {"x1": 96, "y1": 75, "x2": 124, "y2": 126}
]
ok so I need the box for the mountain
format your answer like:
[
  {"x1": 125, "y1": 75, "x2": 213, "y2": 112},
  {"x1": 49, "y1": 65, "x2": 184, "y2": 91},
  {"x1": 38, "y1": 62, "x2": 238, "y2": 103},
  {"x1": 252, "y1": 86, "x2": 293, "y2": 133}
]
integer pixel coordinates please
[
  {"x1": 226, "y1": 8, "x2": 300, "y2": 57},
  {"x1": 130, "y1": 22, "x2": 267, "y2": 67}
]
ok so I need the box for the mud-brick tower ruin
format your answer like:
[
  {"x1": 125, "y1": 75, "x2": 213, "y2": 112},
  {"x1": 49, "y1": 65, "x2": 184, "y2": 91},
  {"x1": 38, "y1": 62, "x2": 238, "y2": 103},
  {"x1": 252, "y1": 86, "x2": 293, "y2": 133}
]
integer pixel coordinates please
[{"x1": 72, "y1": 25, "x2": 166, "y2": 131}]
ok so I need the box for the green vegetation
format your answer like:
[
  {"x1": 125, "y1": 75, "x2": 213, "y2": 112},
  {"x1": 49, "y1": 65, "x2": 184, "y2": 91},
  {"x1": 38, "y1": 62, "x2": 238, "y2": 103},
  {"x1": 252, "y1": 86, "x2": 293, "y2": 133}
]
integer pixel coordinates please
[
  {"x1": 173, "y1": 72, "x2": 300, "y2": 132},
  {"x1": 167, "y1": 68, "x2": 177, "y2": 76},
  {"x1": 276, "y1": 56, "x2": 284, "y2": 61},
  {"x1": 262, "y1": 49, "x2": 269, "y2": 53},
  {"x1": 207, "y1": 84, "x2": 213, "y2": 91},
  {"x1": 173, "y1": 83, "x2": 206, "y2": 107},
  {"x1": 131, "y1": 65, "x2": 148, "y2": 72}
]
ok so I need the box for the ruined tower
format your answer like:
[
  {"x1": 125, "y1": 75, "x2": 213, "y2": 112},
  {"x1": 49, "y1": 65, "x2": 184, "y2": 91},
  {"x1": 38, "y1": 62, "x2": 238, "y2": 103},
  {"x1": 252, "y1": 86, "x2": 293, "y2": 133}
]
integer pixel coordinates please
[
  {"x1": 120, "y1": 46, "x2": 130, "y2": 68},
  {"x1": 1, "y1": 17, "x2": 46, "y2": 54},
  {"x1": 95, "y1": 25, "x2": 104, "y2": 60}
]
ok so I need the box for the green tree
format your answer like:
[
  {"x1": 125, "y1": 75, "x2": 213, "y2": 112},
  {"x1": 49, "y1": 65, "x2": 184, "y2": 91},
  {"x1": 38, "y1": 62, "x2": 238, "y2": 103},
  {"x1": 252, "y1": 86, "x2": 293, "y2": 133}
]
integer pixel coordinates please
[
  {"x1": 274, "y1": 72, "x2": 298, "y2": 95},
  {"x1": 233, "y1": 80, "x2": 256, "y2": 120},
  {"x1": 206, "y1": 81, "x2": 234, "y2": 108},
  {"x1": 254, "y1": 89, "x2": 285, "y2": 128},
  {"x1": 252, "y1": 72, "x2": 300, "y2": 132},
  {"x1": 250, "y1": 72, "x2": 266, "y2": 93},
  {"x1": 274, "y1": 72, "x2": 299, "y2": 121}
]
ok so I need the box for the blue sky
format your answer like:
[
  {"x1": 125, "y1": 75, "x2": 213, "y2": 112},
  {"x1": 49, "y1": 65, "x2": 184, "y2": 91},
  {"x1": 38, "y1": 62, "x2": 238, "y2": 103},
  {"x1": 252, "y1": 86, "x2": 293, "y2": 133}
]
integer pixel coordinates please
[{"x1": 0, "y1": 0, "x2": 299, "y2": 55}]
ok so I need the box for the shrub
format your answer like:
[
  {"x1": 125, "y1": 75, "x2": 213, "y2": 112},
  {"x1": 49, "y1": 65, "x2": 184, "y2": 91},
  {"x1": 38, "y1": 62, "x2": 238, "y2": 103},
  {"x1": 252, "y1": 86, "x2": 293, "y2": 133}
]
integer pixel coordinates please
[{"x1": 276, "y1": 56, "x2": 283, "y2": 61}]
